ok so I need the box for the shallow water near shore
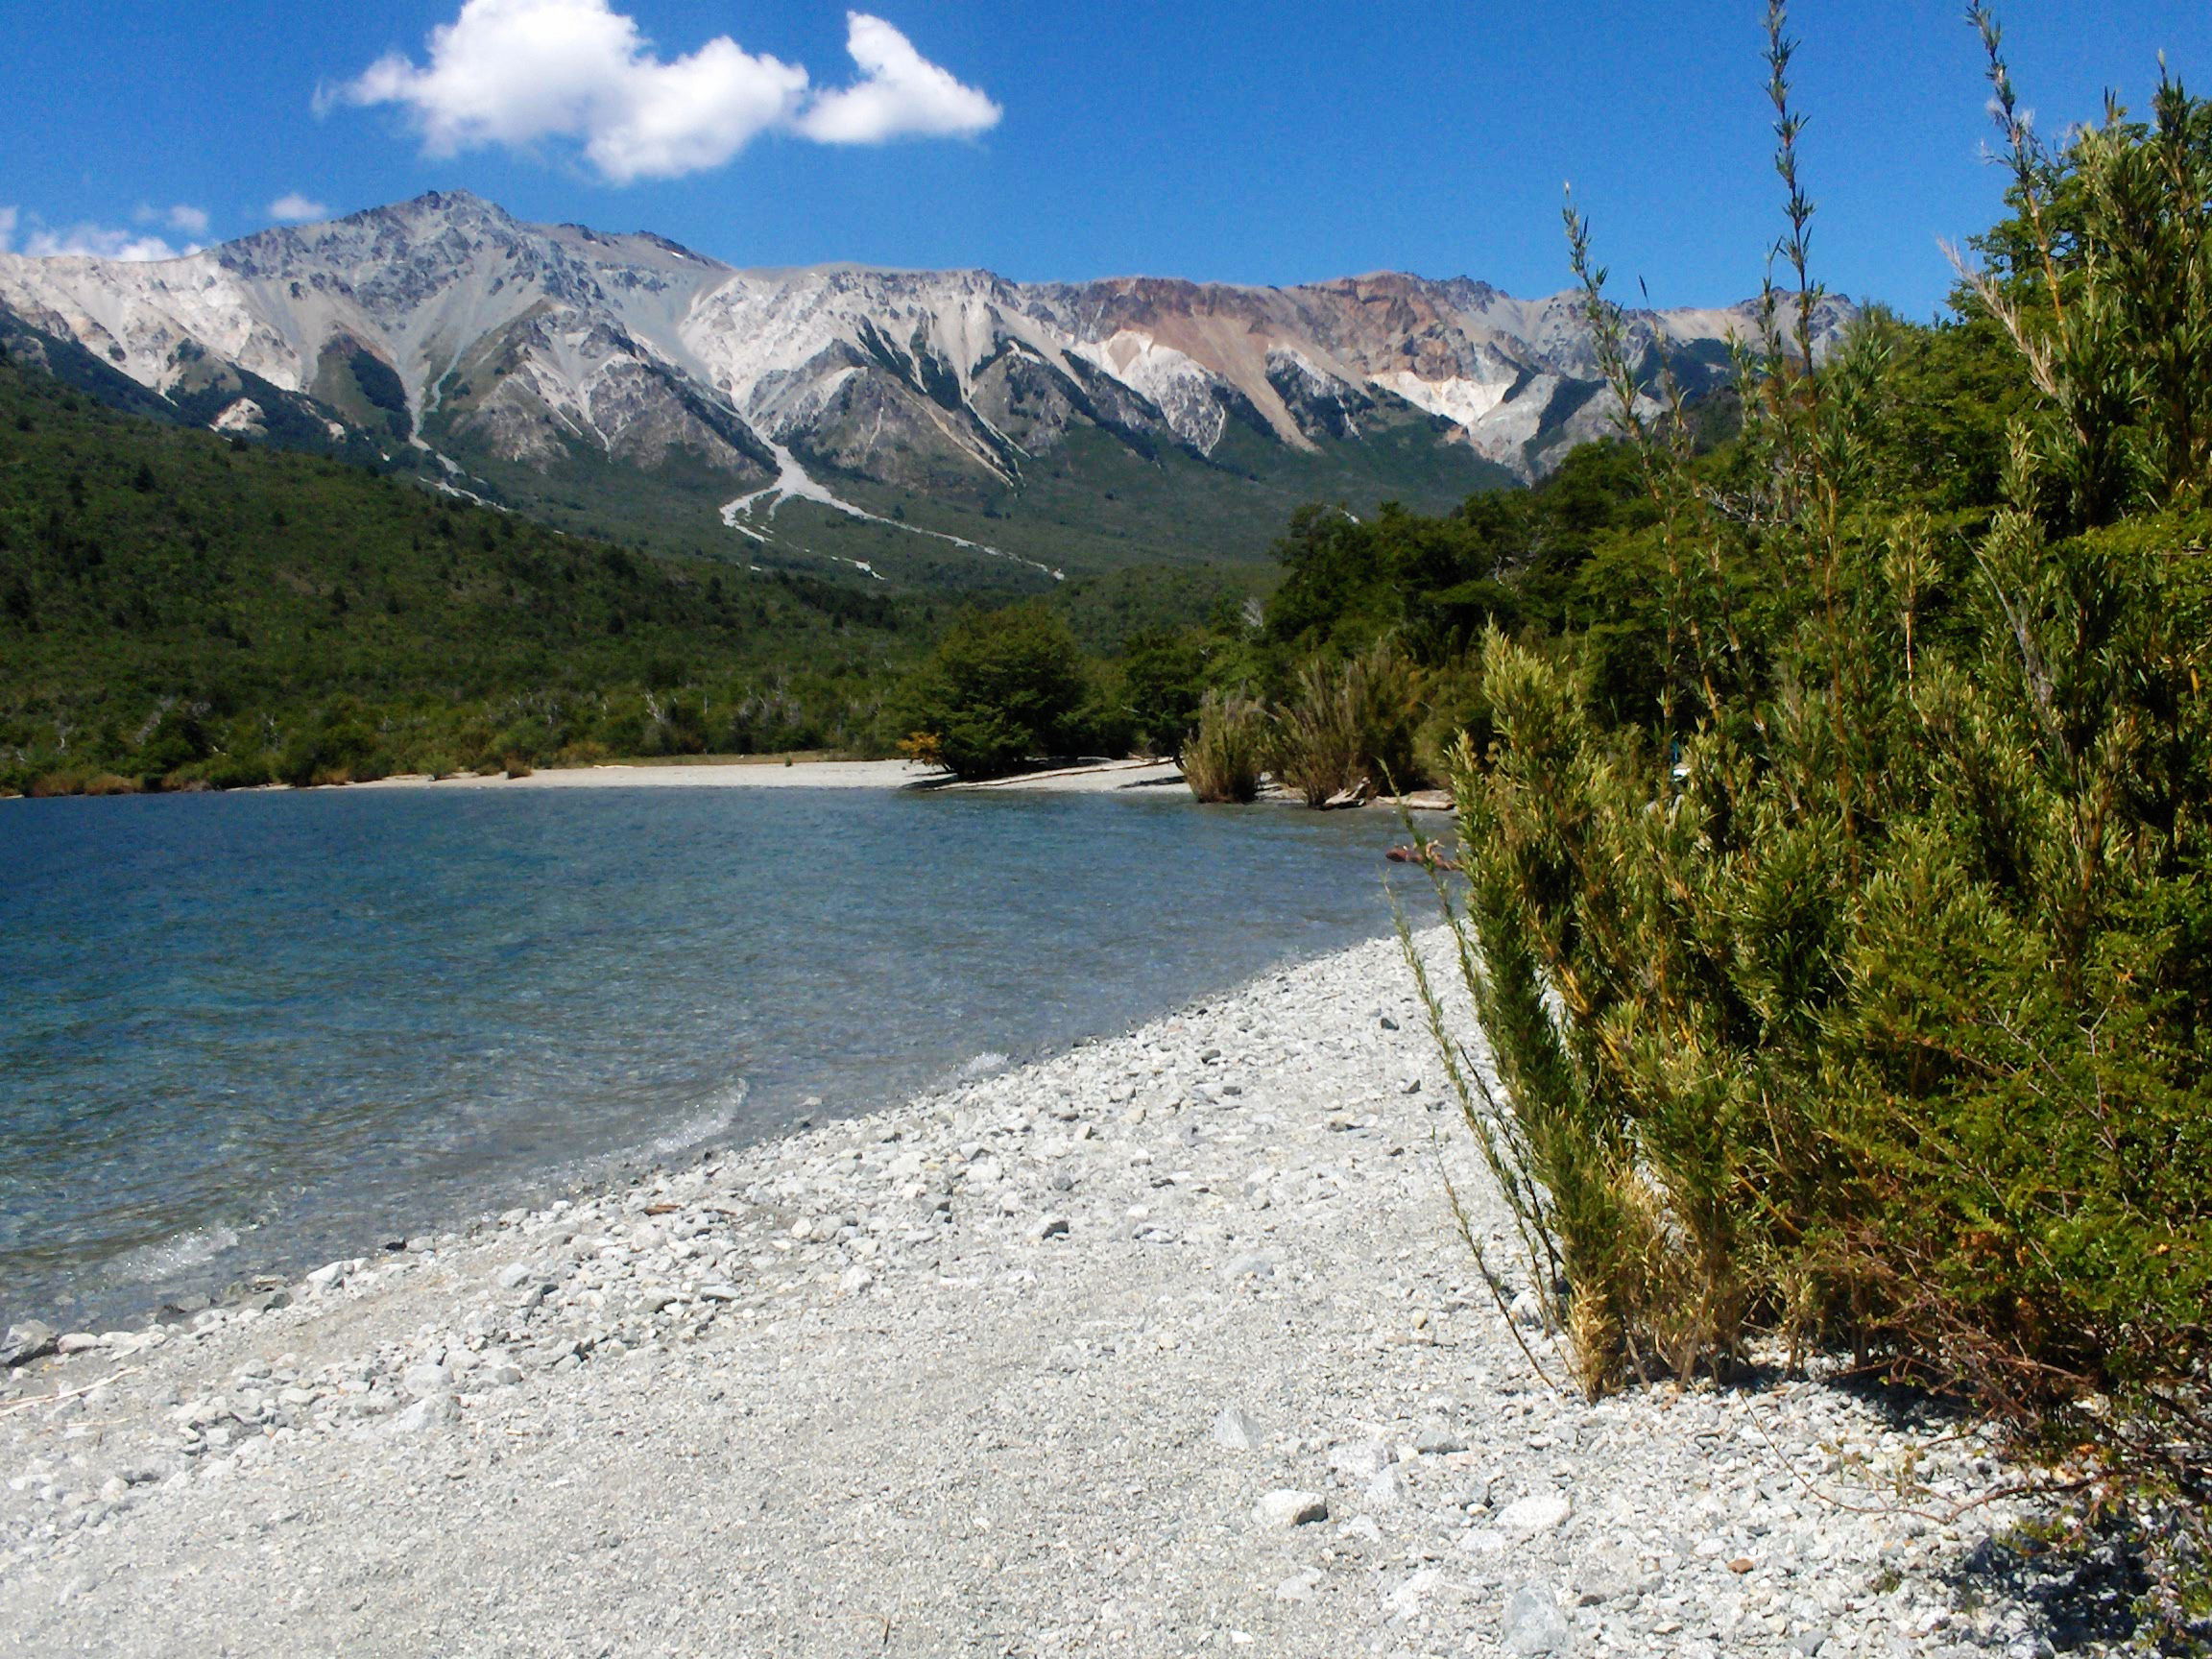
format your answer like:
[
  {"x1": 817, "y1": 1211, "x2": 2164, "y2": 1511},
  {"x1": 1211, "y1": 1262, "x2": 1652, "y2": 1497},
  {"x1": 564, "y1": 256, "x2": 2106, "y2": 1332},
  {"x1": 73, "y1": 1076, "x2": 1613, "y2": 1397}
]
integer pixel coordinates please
[{"x1": 0, "y1": 784, "x2": 1419, "y2": 1330}]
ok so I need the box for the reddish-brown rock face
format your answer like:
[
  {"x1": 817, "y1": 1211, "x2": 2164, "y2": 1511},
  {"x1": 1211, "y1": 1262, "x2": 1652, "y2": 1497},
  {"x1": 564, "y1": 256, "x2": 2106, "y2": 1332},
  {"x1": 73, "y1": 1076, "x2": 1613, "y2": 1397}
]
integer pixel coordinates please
[{"x1": 0, "y1": 191, "x2": 1852, "y2": 573}]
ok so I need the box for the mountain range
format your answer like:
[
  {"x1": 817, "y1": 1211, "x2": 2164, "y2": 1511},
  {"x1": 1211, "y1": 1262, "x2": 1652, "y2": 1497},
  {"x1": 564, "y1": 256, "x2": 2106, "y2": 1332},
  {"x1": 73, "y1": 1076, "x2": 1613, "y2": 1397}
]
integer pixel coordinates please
[{"x1": 0, "y1": 192, "x2": 1851, "y2": 588}]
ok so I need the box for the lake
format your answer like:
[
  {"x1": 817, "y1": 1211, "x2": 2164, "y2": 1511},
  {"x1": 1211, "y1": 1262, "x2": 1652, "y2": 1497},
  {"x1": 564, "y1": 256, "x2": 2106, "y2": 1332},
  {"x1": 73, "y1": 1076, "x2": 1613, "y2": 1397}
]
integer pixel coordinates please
[{"x1": 0, "y1": 783, "x2": 1424, "y2": 1331}]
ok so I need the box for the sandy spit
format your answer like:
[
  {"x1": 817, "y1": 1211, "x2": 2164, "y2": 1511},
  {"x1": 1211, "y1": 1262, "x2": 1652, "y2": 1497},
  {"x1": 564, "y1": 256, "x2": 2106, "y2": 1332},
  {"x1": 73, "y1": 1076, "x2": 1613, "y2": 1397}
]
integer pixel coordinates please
[
  {"x1": 354, "y1": 758, "x2": 1189, "y2": 796},
  {"x1": 0, "y1": 931, "x2": 2064, "y2": 1658}
]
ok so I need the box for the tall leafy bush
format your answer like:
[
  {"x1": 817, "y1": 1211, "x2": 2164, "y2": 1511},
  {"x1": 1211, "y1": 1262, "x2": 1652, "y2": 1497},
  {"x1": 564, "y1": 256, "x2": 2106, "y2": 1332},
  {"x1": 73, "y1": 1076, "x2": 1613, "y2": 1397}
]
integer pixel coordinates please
[{"x1": 1414, "y1": 4, "x2": 2212, "y2": 1532}]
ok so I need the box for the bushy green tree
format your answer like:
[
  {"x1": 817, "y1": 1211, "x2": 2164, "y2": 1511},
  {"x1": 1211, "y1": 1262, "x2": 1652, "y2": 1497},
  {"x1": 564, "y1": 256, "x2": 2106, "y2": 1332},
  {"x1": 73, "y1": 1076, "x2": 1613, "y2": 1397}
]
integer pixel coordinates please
[
  {"x1": 1119, "y1": 629, "x2": 1208, "y2": 757},
  {"x1": 900, "y1": 601, "x2": 1090, "y2": 779}
]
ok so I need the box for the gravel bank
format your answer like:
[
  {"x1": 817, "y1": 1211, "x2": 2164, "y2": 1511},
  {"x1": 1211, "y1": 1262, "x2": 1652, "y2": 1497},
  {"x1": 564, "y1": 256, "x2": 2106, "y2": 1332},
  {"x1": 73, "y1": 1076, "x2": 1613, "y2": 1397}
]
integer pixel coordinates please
[
  {"x1": 357, "y1": 757, "x2": 946, "y2": 790},
  {"x1": 0, "y1": 931, "x2": 2081, "y2": 1657}
]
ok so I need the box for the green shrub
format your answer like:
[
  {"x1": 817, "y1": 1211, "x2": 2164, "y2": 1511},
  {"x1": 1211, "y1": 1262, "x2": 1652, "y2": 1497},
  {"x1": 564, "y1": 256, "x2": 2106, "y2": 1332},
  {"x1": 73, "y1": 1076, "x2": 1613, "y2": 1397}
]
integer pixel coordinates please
[
  {"x1": 899, "y1": 601, "x2": 1089, "y2": 780},
  {"x1": 1271, "y1": 639, "x2": 1424, "y2": 806},
  {"x1": 1121, "y1": 629, "x2": 1208, "y2": 758},
  {"x1": 201, "y1": 751, "x2": 276, "y2": 790},
  {"x1": 1411, "y1": 7, "x2": 2212, "y2": 1536},
  {"x1": 279, "y1": 715, "x2": 377, "y2": 788},
  {"x1": 1411, "y1": 653, "x2": 1490, "y2": 790},
  {"x1": 1181, "y1": 690, "x2": 1268, "y2": 803},
  {"x1": 1271, "y1": 658, "x2": 1361, "y2": 806}
]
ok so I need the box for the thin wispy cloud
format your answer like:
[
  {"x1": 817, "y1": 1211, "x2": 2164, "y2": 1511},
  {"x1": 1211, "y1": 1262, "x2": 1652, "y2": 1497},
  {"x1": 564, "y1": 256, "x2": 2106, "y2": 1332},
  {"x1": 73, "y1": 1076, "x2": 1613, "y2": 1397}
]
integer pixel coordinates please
[
  {"x1": 269, "y1": 193, "x2": 331, "y2": 223},
  {"x1": 135, "y1": 203, "x2": 211, "y2": 236},
  {"x1": 325, "y1": 0, "x2": 999, "y2": 183},
  {"x1": 1, "y1": 206, "x2": 195, "y2": 261}
]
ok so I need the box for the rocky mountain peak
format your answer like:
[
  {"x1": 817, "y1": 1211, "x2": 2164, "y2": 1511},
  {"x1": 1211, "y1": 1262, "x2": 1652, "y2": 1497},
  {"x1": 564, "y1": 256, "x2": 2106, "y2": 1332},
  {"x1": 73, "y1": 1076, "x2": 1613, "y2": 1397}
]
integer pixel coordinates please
[{"x1": 0, "y1": 192, "x2": 1854, "y2": 582}]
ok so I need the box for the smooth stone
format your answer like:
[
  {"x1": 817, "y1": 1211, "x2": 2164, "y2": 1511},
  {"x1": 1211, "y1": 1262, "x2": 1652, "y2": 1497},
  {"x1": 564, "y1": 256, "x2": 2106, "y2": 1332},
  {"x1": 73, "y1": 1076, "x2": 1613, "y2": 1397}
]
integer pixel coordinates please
[
  {"x1": 1497, "y1": 1488, "x2": 1573, "y2": 1535},
  {"x1": 1384, "y1": 1569, "x2": 1441, "y2": 1617},
  {"x1": 2, "y1": 1321, "x2": 60, "y2": 1366},
  {"x1": 400, "y1": 1362, "x2": 451, "y2": 1399},
  {"x1": 1253, "y1": 1490, "x2": 1328, "y2": 1529},
  {"x1": 1414, "y1": 1428, "x2": 1468, "y2": 1455},
  {"x1": 1032, "y1": 1214, "x2": 1070, "y2": 1240},
  {"x1": 1210, "y1": 1406, "x2": 1263, "y2": 1452},
  {"x1": 1327, "y1": 1439, "x2": 1391, "y2": 1480},
  {"x1": 495, "y1": 1262, "x2": 534, "y2": 1289},
  {"x1": 392, "y1": 1394, "x2": 459, "y2": 1433},
  {"x1": 1503, "y1": 1582, "x2": 1573, "y2": 1655}
]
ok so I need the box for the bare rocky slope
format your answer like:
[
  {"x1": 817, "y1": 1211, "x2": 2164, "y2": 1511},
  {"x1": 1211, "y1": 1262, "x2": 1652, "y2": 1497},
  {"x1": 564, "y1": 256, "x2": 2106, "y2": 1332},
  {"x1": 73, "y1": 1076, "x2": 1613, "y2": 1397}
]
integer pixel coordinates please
[
  {"x1": 0, "y1": 930, "x2": 2103, "y2": 1659},
  {"x1": 0, "y1": 195, "x2": 1852, "y2": 582}
]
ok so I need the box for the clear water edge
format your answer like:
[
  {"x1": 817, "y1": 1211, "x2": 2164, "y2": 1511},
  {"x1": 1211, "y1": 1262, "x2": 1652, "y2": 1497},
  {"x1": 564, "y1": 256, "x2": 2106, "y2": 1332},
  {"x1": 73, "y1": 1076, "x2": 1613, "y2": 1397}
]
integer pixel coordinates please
[{"x1": 0, "y1": 785, "x2": 1420, "y2": 1333}]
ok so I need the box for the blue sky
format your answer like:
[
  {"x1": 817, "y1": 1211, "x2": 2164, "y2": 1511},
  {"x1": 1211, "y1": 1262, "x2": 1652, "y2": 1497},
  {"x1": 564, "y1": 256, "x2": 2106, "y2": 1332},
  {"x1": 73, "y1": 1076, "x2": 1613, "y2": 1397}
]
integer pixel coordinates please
[{"x1": 1, "y1": 2, "x2": 2203, "y2": 316}]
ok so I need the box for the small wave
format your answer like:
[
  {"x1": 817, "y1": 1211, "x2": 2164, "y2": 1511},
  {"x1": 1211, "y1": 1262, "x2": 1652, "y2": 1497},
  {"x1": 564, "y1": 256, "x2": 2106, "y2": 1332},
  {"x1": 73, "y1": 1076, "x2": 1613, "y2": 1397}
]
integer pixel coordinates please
[
  {"x1": 102, "y1": 1224, "x2": 241, "y2": 1286},
  {"x1": 953, "y1": 1050, "x2": 1010, "y2": 1082},
  {"x1": 641, "y1": 1079, "x2": 749, "y2": 1159}
]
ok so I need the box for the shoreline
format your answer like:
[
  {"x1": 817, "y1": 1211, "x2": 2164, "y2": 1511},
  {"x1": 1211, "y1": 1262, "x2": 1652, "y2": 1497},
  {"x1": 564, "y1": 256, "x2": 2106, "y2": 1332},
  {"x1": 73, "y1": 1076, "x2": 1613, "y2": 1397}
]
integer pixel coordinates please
[
  {"x1": 7, "y1": 757, "x2": 1458, "y2": 811},
  {"x1": 0, "y1": 929, "x2": 2068, "y2": 1657},
  {"x1": 2, "y1": 774, "x2": 1419, "y2": 1345},
  {"x1": 352, "y1": 757, "x2": 1190, "y2": 795}
]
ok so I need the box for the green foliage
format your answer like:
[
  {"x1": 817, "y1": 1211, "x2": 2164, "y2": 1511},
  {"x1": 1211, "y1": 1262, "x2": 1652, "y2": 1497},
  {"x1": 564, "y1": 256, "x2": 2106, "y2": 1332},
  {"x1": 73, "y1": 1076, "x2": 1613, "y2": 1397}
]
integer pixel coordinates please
[
  {"x1": 897, "y1": 601, "x2": 1092, "y2": 779},
  {"x1": 1269, "y1": 639, "x2": 1426, "y2": 805},
  {"x1": 1262, "y1": 440, "x2": 1653, "y2": 670},
  {"x1": 1119, "y1": 630, "x2": 1209, "y2": 758},
  {"x1": 1181, "y1": 690, "x2": 1270, "y2": 804},
  {"x1": 1408, "y1": 18, "x2": 2212, "y2": 1552},
  {"x1": 0, "y1": 354, "x2": 919, "y2": 794},
  {"x1": 1383, "y1": 40, "x2": 2212, "y2": 1629},
  {"x1": 806, "y1": 408, "x2": 1516, "y2": 588}
]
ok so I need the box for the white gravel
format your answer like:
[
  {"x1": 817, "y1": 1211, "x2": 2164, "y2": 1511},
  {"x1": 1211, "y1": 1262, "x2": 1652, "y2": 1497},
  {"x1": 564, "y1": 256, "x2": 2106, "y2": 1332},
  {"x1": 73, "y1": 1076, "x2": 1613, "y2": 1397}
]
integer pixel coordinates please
[{"x1": 0, "y1": 930, "x2": 2078, "y2": 1657}]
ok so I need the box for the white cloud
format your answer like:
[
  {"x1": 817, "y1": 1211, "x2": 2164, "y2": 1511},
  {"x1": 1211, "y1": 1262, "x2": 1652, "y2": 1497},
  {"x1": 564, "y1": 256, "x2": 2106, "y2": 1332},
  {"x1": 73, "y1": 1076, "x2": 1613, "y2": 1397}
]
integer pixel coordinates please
[
  {"x1": 24, "y1": 222, "x2": 193, "y2": 261},
  {"x1": 135, "y1": 203, "x2": 211, "y2": 236},
  {"x1": 268, "y1": 192, "x2": 331, "y2": 223},
  {"x1": 796, "y1": 12, "x2": 1000, "y2": 145},
  {"x1": 330, "y1": 0, "x2": 998, "y2": 182},
  {"x1": 0, "y1": 204, "x2": 199, "y2": 262}
]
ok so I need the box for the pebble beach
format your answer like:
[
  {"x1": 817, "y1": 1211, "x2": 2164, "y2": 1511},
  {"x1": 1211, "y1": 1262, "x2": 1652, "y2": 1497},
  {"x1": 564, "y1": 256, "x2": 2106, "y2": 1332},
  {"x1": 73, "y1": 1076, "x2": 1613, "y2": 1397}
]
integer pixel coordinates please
[{"x1": 0, "y1": 929, "x2": 2098, "y2": 1657}]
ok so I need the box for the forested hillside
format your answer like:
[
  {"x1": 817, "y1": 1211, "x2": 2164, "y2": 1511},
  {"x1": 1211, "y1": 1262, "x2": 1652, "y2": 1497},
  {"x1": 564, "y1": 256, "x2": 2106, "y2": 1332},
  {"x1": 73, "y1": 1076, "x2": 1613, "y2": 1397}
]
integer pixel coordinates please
[{"x1": 0, "y1": 351, "x2": 917, "y2": 793}]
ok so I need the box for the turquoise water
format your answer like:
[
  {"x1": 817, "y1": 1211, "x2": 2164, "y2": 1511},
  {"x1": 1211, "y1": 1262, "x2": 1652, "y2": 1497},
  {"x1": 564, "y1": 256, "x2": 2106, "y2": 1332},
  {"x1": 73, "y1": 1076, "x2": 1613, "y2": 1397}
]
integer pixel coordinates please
[{"x1": 0, "y1": 784, "x2": 1416, "y2": 1330}]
